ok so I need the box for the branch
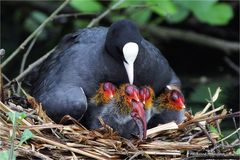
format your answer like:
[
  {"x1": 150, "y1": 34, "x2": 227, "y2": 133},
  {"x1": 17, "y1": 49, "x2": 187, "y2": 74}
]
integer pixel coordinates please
[
  {"x1": 2, "y1": 0, "x2": 70, "y2": 68},
  {"x1": 224, "y1": 56, "x2": 240, "y2": 74},
  {"x1": 186, "y1": 153, "x2": 240, "y2": 159},
  {"x1": 144, "y1": 25, "x2": 239, "y2": 53},
  {"x1": 17, "y1": 31, "x2": 41, "y2": 94},
  {"x1": 16, "y1": 148, "x2": 53, "y2": 160},
  {"x1": 4, "y1": 48, "x2": 55, "y2": 88},
  {"x1": 87, "y1": 0, "x2": 125, "y2": 27}
]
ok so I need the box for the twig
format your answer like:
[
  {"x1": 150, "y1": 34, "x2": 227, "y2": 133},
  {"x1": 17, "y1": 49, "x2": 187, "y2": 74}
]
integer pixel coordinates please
[
  {"x1": 185, "y1": 153, "x2": 240, "y2": 159},
  {"x1": 17, "y1": 31, "x2": 41, "y2": 94},
  {"x1": 53, "y1": 12, "x2": 96, "y2": 19},
  {"x1": 224, "y1": 56, "x2": 240, "y2": 74},
  {"x1": 4, "y1": 47, "x2": 55, "y2": 88},
  {"x1": 208, "y1": 88, "x2": 223, "y2": 147},
  {"x1": 16, "y1": 148, "x2": 53, "y2": 160},
  {"x1": 34, "y1": 135, "x2": 108, "y2": 160},
  {"x1": 218, "y1": 128, "x2": 240, "y2": 143},
  {"x1": 197, "y1": 122, "x2": 216, "y2": 146},
  {"x1": 145, "y1": 25, "x2": 239, "y2": 53},
  {"x1": 87, "y1": 0, "x2": 125, "y2": 27},
  {"x1": 230, "y1": 109, "x2": 240, "y2": 140},
  {"x1": 2, "y1": 0, "x2": 70, "y2": 68}
]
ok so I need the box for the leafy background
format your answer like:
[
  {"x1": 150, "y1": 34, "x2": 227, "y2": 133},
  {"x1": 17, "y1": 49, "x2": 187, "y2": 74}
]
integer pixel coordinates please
[{"x1": 1, "y1": 0, "x2": 239, "y2": 142}]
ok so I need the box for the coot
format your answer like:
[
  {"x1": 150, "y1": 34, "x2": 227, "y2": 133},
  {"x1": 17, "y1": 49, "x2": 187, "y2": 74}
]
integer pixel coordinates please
[{"x1": 30, "y1": 20, "x2": 180, "y2": 122}]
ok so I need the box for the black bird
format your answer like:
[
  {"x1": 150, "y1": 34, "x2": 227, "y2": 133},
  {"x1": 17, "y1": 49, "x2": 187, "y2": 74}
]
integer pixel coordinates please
[
  {"x1": 30, "y1": 19, "x2": 180, "y2": 122},
  {"x1": 82, "y1": 83, "x2": 146, "y2": 139}
]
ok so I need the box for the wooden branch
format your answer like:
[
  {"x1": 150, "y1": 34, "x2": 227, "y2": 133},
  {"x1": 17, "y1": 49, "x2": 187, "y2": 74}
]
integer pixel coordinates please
[
  {"x1": 87, "y1": 0, "x2": 125, "y2": 27},
  {"x1": 4, "y1": 48, "x2": 55, "y2": 88},
  {"x1": 144, "y1": 25, "x2": 239, "y2": 53},
  {"x1": 2, "y1": 0, "x2": 70, "y2": 68},
  {"x1": 186, "y1": 153, "x2": 240, "y2": 159},
  {"x1": 16, "y1": 148, "x2": 53, "y2": 160}
]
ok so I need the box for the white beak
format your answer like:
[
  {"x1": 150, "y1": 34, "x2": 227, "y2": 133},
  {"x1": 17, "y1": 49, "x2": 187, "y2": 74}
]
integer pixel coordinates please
[{"x1": 123, "y1": 42, "x2": 139, "y2": 84}]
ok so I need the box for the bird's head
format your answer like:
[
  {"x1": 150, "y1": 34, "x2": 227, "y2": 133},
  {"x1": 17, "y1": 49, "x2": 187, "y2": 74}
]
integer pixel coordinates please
[
  {"x1": 156, "y1": 85, "x2": 185, "y2": 111},
  {"x1": 117, "y1": 84, "x2": 146, "y2": 139},
  {"x1": 91, "y1": 82, "x2": 116, "y2": 105},
  {"x1": 139, "y1": 86, "x2": 155, "y2": 109},
  {"x1": 105, "y1": 20, "x2": 142, "y2": 85}
]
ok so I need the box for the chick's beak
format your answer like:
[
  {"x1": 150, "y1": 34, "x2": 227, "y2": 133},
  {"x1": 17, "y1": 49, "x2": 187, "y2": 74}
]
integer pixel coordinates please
[
  {"x1": 178, "y1": 99, "x2": 185, "y2": 110},
  {"x1": 130, "y1": 100, "x2": 146, "y2": 140},
  {"x1": 132, "y1": 91, "x2": 140, "y2": 102}
]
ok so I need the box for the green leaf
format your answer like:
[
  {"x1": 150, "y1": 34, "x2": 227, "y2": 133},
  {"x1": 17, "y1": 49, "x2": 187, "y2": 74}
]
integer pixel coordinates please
[
  {"x1": 177, "y1": 0, "x2": 217, "y2": 11},
  {"x1": 209, "y1": 125, "x2": 219, "y2": 135},
  {"x1": 148, "y1": 0, "x2": 177, "y2": 17},
  {"x1": 236, "y1": 148, "x2": 240, "y2": 155},
  {"x1": 193, "y1": 3, "x2": 234, "y2": 25},
  {"x1": 15, "y1": 129, "x2": 34, "y2": 149},
  {"x1": 70, "y1": 0, "x2": 103, "y2": 13},
  {"x1": 130, "y1": 9, "x2": 151, "y2": 25},
  {"x1": 0, "y1": 150, "x2": 16, "y2": 160},
  {"x1": 7, "y1": 112, "x2": 27, "y2": 125},
  {"x1": 115, "y1": 0, "x2": 143, "y2": 9},
  {"x1": 166, "y1": 6, "x2": 189, "y2": 23}
]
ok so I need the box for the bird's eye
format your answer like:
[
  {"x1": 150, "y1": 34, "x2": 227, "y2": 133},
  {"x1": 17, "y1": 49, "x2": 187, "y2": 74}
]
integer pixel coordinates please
[
  {"x1": 170, "y1": 92, "x2": 179, "y2": 102},
  {"x1": 125, "y1": 86, "x2": 133, "y2": 95},
  {"x1": 103, "y1": 82, "x2": 113, "y2": 91}
]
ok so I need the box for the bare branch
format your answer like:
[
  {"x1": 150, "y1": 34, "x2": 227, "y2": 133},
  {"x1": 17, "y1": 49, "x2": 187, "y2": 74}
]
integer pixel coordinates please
[
  {"x1": 87, "y1": 0, "x2": 125, "y2": 27},
  {"x1": 145, "y1": 25, "x2": 239, "y2": 53},
  {"x1": 4, "y1": 48, "x2": 55, "y2": 88},
  {"x1": 2, "y1": 0, "x2": 70, "y2": 68}
]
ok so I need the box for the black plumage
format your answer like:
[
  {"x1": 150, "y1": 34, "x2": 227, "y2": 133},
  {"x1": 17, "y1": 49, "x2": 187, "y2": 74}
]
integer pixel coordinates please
[{"x1": 29, "y1": 20, "x2": 180, "y2": 122}]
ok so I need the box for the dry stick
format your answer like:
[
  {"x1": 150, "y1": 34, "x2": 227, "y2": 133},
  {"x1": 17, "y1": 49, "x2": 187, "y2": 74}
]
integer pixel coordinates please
[
  {"x1": 229, "y1": 109, "x2": 240, "y2": 140},
  {"x1": 17, "y1": 31, "x2": 41, "y2": 94},
  {"x1": 186, "y1": 153, "x2": 240, "y2": 159},
  {"x1": 145, "y1": 25, "x2": 239, "y2": 53},
  {"x1": 208, "y1": 88, "x2": 223, "y2": 148},
  {"x1": 16, "y1": 148, "x2": 53, "y2": 160},
  {"x1": 196, "y1": 122, "x2": 216, "y2": 146},
  {"x1": 4, "y1": 48, "x2": 55, "y2": 88},
  {"x1": 87, "y1": 0, "x2": 125, "y2": 27},
  {"x1": 218, "y1": 128, "x2": 240, "y2": 143},
  {"x1": 2, "y1": 0, "x2": 70, "y2": 68},
  {"x1": 33, "y1": 135, "x2": 108, "y2": 160},
  {"x1": 53, "y1": 13, "x2": 96, "y2": 19}
]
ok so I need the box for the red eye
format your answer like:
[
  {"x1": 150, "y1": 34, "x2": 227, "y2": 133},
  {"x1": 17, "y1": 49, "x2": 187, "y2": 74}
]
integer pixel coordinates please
[
  {"x1": 125, "y1": 86, "x2": 134, "y2": 95},
  {"x1": 103, "y1": 82, "x2": 115, "y2": 92},
  {"x1": 171, "y1": 93, "x2": 178, "y2": 102}
]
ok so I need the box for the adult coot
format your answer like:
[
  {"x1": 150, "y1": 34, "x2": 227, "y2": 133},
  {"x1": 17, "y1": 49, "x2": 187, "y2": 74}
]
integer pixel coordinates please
[{"x1": 30, "y1": 20, "x2": 180, "y2": 122}]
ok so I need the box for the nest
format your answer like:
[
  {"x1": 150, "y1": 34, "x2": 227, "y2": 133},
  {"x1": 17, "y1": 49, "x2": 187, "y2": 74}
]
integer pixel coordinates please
[{"x1": 0, "y1": 87, "x2": 239, "y2": 160}]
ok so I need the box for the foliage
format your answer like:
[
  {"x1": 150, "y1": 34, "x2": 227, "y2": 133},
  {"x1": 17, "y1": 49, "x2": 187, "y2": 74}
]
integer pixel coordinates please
[
  {"x1": 69, "y1": 0, "x2": 234, "y2": 26},
  {"x1": 0, "y1": 112, "x2": 34, "y2": 160}
]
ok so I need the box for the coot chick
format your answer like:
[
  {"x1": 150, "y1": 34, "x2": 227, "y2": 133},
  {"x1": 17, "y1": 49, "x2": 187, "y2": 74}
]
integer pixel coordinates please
[
  {"x1": 30, "y1": 19, "x2": 180, "y2": 122},
  {"x1": 146, "y1": 85, "x2": 185, "y2": 128},
  {"x1": 138, "y1": 85, "x2": 185, "y2": 128},
  {"x1": 82, "y1": 83, "x2": 146, "y2": 139}
]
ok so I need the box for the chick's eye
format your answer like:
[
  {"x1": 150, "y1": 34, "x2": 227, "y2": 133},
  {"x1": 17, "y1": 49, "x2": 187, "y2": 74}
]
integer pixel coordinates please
[
  {"x1": 125, "y1": 86, "x2": 133, "y2": 95},
  {"x1": 103, "y1": 83, "x2": 112, "y2": 91},
  {"x1": 171, "y1": 92, "x2": 179, "y2": 102}
]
